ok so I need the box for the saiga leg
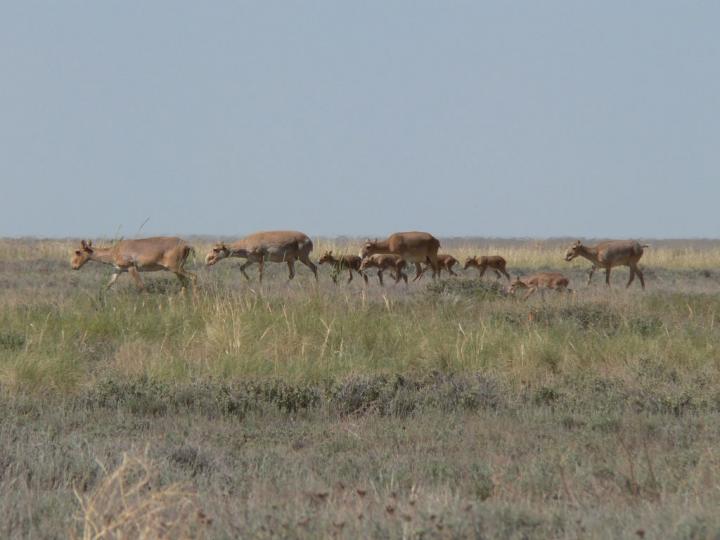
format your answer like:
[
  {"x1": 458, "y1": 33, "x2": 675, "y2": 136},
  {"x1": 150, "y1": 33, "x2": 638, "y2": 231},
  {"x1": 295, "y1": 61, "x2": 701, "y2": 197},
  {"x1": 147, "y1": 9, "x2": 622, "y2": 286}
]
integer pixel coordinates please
[
  {"x1": 238, "y1": 261, "x2": 254, "y2": 281},
  {"x1": 106, "y1": 272, "x2": 121, "y2": 289},
  {"x1": 128, "y1": 266, "x2": 145, "y2": 291}
]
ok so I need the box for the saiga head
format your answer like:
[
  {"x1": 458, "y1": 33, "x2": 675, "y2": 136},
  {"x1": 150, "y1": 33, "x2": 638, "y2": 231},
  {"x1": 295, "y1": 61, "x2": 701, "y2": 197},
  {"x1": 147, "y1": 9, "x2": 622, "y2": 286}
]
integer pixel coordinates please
[
  {"x1": 71, "y1": 240, "x2": 93, "y2": 270},
  {"x1": 564, "y1": 240, "x2": 583, "y2": 262},
  {"x1": 205, "y1": 243, "x2": 230, "y2": 266}
]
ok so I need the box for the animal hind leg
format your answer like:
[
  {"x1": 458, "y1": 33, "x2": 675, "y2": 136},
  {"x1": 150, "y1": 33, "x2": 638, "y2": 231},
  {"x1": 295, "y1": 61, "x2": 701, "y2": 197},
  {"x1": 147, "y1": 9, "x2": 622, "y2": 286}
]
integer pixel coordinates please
[
  {"x1": 106, "y1": 272, "x2": 121, "y2": 290},
  {"x1": 605, "y1": 268, "x2": 612, "y2": 287},
  {"x1": 412, "y1": 262, "x2": 424, "y2": 282},
  {"x1": 286, "y1": 259, "x2": 295, "y2": 280},
  {"x1": 299, "y1": 254, "x2": 318, "y2": 280},
  {"x1": 128, "y1": 267, "x2": 145, "y2": 291}
]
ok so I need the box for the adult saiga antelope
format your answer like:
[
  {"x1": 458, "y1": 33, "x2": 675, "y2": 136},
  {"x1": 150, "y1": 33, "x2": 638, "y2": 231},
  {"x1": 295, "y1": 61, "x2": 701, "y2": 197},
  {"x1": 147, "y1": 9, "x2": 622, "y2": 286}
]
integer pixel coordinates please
[
  {"x1": 361, "y1": 232, "x2": 440, "y2": 281},
  {"x1": 359, "y1": 254, "x2": 408, "y2": 286},
  {"x1": 509, "y1": 273, "x2": 571, "y2": 300},
  {"x1": 464, "y1": 255, "x2": 510, "y2": 281},
  {"x1": 318, "y1": 251, "x2": 368, "y2": 284},
  {"x1": 564, "y1": 240, "x2": 648, "y2": 289},
  {"x1": 70, "y1": 237, "x2": 197, "y2": 290},
  {"x1": 205, "y1": 230, "x2": 317, "y2": 282}
]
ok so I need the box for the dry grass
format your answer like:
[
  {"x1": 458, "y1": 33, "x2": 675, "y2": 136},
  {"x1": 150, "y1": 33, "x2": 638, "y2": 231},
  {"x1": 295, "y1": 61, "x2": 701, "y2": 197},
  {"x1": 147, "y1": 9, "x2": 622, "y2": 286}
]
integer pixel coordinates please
[{"x1": 73, "y1": 449, "x2": 208, "y2": 540}]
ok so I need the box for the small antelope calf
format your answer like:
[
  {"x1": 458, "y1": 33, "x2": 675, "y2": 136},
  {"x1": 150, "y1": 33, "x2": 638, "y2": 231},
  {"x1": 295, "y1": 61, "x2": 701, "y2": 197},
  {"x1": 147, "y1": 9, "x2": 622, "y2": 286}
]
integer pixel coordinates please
[
  {"x1": 318, "y1": 251, "x2": 368, "y2": 284},
  {"x1": 509, "y1": 272, "x2": 571, "y2": 300},
  {"x1": 564, "y1": 240, "x2": 648, "y2": 289},
  {"x1": 205, "y1": 230, "x2": 317, "y2": 282},
  {"x1": 417, "y1": 254, "x2": 459, "y2": 280},
  {"x1": 359, "y1": 254, "x2": 408, "y2": 286},
  {"x1": 464, "y1": 255, "x2": 510, "y2": 281},
  {"x1": 71, "y1": 237, "x2": 197, "y2": 291}
]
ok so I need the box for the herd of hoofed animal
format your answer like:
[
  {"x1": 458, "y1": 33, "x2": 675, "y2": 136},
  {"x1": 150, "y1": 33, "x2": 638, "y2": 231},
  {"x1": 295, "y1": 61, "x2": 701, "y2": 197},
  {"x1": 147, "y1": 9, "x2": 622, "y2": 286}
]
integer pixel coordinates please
[{"x1": 70, "y1": 231, "x2": 649, "y2": 299}]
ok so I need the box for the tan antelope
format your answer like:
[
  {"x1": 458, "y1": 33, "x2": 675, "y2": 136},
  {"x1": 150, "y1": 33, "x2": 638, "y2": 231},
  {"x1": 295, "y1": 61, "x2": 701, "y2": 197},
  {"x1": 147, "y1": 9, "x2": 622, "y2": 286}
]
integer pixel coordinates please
[
  {"x1": 564, "y1": 240, "x2": 648, "y2": 289},
  {"x1": 359, "y1": 254, "x2": 408, "y2": 286},
  {"x1": 361, "y1": 232, "x2": 440, "y2": 281},
  {"x1": 417, "y1": 254, "x2": 459, "y2": 280},
  {"x1": 205, "y1": 230, "x2": 317, "y2": 282},
  {"x1": 70, "y1": 237, "x2": 197, "y2": 290},
  {"x1": 318, "y1": 251, "x2": 368, "y2": 284},
  {"x1": 509, "y1": 272, "x2": 571, "y2": 300},
  {"x1": 464, "y1": 255, "x2": 510, "y2": 281}
]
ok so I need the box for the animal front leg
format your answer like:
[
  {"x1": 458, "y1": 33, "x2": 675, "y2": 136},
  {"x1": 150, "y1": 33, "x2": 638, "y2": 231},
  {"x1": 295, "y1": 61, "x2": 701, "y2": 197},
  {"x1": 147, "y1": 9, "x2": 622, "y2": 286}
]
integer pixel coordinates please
[
  {"x1": 522, "y1": 286, "x2": 537, "y2": 300},
  {"x1": 238, "y1": 261, "x2": 254, "y2": 281},
  {"x1": 605, "y1": 267, "x2": 612, "y2": 287},
  {"x1": 587, "y1": 266, "x2": 596, "y2": 286},
  {"x1": 346, "y1": 266, "x2": 353, "y2": 284},
  {"x1": 626, "y1": 266, "x2": 636, "y2": 288},
  {"x1": 634, "y1": 264, "x2": 645, "y2": 290}
]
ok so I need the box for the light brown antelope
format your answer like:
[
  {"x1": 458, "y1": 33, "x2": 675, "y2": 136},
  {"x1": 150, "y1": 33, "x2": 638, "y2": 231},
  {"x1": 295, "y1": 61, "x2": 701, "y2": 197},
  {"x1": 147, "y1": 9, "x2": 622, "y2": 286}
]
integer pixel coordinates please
[
  {"x1": 509, "y1": 273, "x2": 571, "y2": 300},
  {"x1": 417, "y1": 254, "x2": 459, "y2": 280},
  {"x1": 318, "y1": 251, "x2": 368, "y2": 284},
  {"x1": 205, "y1": 230, "x2": 317, "y2": 282},
  {"x1": 464, "y1": 255, "x2": 510, "y2": 281},
  {"x1": 70, "y1": 237, "x2": 197, "y2": 291},
  {"x1": 564, "y1": 240, "x2": 648, "y2": 289},
  {"x1": 359, "y1": 254, "x2": 408, "y2": 286},
  {"x1": 361, "y1": 232, "x2": 440, "y2": 281}
]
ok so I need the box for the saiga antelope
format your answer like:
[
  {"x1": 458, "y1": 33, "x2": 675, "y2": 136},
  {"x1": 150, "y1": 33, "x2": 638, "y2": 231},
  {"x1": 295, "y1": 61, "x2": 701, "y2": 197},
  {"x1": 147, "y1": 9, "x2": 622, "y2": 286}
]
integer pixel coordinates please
[
  {"x1": 318, "y1": 251, "x2": 368, "y2": 284},
  {"x1": 564, "y1": 240, "x2": 648, "y2": 289},
  {"x1": 70, "y1": 237, "x2": 197, "y2": 290},
  {"x1": 361, "y1": 232, "x2": 440, "y2": 281},
  {"x1": 205, "y1": 230, "x2": 317, "y2": 282},
  {"x1": 359, "y1": 254, "x2": 408, "y2": 286},
  {"x1": 463, "y1": 255, "x2": 510, "y2": 281},
  {"x1": 416, "y1": 254, "x2": 459, "y2": 280},
  {"x1": 509, "y1": 273, "x2": 571, "y2": 300}
]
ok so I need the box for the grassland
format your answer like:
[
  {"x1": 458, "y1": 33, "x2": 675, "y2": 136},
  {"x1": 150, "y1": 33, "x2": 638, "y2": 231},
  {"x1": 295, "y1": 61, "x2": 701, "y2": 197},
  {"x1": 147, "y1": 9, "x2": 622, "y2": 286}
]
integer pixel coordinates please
[{"x1": 2, "y1": 237, "x2": 720, "y2": 538}]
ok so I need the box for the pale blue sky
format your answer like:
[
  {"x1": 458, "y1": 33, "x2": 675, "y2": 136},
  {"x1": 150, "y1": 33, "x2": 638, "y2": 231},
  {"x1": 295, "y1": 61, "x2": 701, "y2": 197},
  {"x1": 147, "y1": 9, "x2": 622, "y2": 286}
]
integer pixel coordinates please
[{"x1": 1, "y1": 2, "x2": 718, "y2": 238}]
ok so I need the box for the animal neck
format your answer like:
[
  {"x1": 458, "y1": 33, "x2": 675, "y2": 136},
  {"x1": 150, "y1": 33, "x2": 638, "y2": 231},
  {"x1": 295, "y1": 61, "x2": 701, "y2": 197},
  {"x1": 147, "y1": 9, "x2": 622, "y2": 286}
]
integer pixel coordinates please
[
  {"x1": 370, "y1": 239, "x2": 391, "y2": 254},
  {"x1": 88, "y1": 247, "x2": 115, "y2": 265},
  {"x1": 576, "y1": 245, "x2": 600, "y2": 264},
  {"x1": 227, "y1": 241, "x2": 250, "y2": 258}
]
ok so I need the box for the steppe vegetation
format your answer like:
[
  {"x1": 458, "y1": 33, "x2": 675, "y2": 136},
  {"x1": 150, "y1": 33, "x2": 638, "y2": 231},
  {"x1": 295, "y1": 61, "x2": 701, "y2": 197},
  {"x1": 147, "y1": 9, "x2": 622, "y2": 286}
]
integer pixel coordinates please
[{"x1": 2, "y1": 237, "x2": 720, "y2": 538}]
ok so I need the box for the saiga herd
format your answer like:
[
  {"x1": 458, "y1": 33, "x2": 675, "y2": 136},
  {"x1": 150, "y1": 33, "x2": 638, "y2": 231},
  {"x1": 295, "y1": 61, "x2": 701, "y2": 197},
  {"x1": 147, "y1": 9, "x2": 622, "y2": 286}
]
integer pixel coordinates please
[{"x1": 71, "y1": 230, "x2": 649, "y2": 299}]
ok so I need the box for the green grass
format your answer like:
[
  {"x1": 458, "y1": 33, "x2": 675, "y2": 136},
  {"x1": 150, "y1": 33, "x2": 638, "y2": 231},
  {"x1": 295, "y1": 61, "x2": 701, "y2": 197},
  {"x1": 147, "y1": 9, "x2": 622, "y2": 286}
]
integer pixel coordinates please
[{"x1": 2, "y1": 238, "x2": 720, "y2": 537}]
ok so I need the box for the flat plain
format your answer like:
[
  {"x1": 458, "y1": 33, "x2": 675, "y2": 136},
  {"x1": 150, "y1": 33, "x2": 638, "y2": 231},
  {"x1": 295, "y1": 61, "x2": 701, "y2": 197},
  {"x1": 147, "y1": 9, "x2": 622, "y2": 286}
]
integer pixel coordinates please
[{"x1": 2, "y1": 237, "x2": 720, "y2": 539}]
